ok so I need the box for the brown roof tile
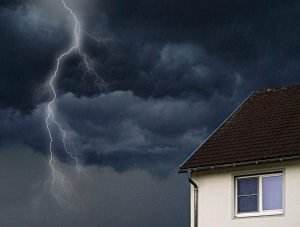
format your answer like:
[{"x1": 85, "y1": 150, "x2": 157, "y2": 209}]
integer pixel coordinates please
[{"x1": 180, "y1": 85, "x2": 300, "y2": 171}]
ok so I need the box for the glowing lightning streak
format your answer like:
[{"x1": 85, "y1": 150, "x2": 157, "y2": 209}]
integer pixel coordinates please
[
  {"x1": 43, "y1": 0, "x2": 107, "y2": 208},
  {"x1": 46, "y1": 1, "x2": 77, "y2": 168},
  {"x1": 46, "y1": 0, "x2": 102, "y2": 168}
]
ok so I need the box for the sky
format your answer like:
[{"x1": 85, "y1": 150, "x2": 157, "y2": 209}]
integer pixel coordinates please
[{"x1": 1, "y1": 0, "x2": 300, "y2": 226}]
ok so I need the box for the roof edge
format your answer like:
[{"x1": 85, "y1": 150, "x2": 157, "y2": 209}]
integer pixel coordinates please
[
  {"x1": 255, "y1": 84, "x2": 300, "y2": 94},
  {"x1": 178, "y1": 155, "x2": 300, "y2": 173},
  {"x1": 178, "y1": 91, "x2": 255, "y2": 172}
]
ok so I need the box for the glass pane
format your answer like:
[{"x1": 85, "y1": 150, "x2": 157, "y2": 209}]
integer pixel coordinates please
[
  {"x1": 238, "y1": 195, "x2": 258, "y2": 213},
  {"x1": 237, "y1": 177, "x2": 259, "y2": 213},
  {"x1": 237, "y1": 177, "x2": 258, "y2": 196},
  {"x1": 263, "y1": 175, "x2": 283, "y2": 210}
]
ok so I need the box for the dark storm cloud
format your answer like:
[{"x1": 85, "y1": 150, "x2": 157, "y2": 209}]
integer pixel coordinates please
[
  {"x1": 0, "y1": 108, "x2": 47, "y2": 152},
  {"x1": 0, "y1": 89, "x2": 235, "y2": 176},
  {"x1": 97, "y1": 0, "x2": 300, "y2": 90},
  {"x1": 101, "y1": 0, "x2": 300, "y2": 54},
  {"x1": 1, "y1": 0, "x2": 300, "y2": 112},
  {"x1": 44, "y1": 0, "x2": 300, "y2": 102},
  {"x1": 0, "y1": 3, "x2": 69, "y2": 112},
  {"x1": 55, "y1": 91, "x2": 224, "y2": 175},
  {"x1": 0, "y1": 0, "x2": 27, "y2": 8},
  {"x1": 0, "y1": 0, "x2": 105, "y2": 112},
  {"x1": 0, "y1": 0, "x2": 246, "y2": 113},
  {"x1": 83, "y1": 42, "x2": 240, "y2": 99},
  {"x1": 1, "y1": 0, "x2": 300, "y2": 171}
]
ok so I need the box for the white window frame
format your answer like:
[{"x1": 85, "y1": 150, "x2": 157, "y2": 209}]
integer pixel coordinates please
[{"x1": 235, "y1": 172, "x2": 284, "y2": 218}]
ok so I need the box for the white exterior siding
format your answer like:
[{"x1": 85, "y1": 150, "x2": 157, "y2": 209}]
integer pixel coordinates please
[{"x1": 190, "y1": 161, "x2": 300, "y2": 227}]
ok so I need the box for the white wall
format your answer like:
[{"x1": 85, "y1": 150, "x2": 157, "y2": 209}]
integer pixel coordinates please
[{"x1": 190, "y1": 161, "x2": 300, "y2": 227}]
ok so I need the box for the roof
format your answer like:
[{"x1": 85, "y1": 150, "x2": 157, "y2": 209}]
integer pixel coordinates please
[{"x1": 180, "y1": 85, "x2": 300, "y2": 172}]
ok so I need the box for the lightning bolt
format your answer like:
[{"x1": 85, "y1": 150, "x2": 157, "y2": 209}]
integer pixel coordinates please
[
  {"x1": 45, "y1": 0, "x2": 79, "y2": 168},
  {"x1": 44, "y1": 0, "x2": 104, "y2": 205}
]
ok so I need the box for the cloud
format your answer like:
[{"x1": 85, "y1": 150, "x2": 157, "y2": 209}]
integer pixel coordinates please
[
  {"x1": 0, "y1": 0, "x2": 245, "y2": 112},
  {"x1": 0, "y1": 3, "x2": 69, "y2": 112},
  {"x1": 0, "y1": 107, "x2": 47, "y2": 152},
  {"x1": 56, "y1": 91, "x2": 215, "y2": 175},
  {"x1": 77, "y1": 41, "x2": 241, "y2": 100},
  {"x1": 1, "y1": 0, "x2": 300, "y2": 111},
  {"x1": 2, "y1": 0, "x2": 299, "y2": 176},
  {"x1": 0, "y1": 0, "x2": 108, "y2": 112},
  {"x1": 2, "y1": 0, "x2": 244, "y2": 177},
  {"x1": 0, "y1": 89, "x2": 238, "y2": 176}
]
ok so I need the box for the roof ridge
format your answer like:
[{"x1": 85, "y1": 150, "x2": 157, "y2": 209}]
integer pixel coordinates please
[{"x1": 255, "y1": 84, "x2": 300, "y2": 94}]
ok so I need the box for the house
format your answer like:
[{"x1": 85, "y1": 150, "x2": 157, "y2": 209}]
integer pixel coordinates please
[{"x1": 179, "y1": 86, "x2": 300, "y2": 227}]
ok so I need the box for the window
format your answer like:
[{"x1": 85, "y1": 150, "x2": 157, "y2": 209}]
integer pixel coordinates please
[
  {"x1": 235, "y1": 172, "x2": 283, "y2": 217},
  {"x1": 237, "y1": 177, "x2": 259, "y2": 213}
]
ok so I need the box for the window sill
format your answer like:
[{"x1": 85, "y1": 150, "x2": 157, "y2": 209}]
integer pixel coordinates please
[{"x1": 235, "y1": 209, "x2": 284, "y2": 218}]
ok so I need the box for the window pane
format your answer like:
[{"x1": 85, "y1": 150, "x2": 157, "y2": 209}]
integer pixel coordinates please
[
  {"x1": 238, "y1": 177, "x2": 258, "y2": 195},
  {"x1": 238, "y1": 195, "x2": 258, "y2": 213},
  {"x1": 237, "y1": 177, "x2": 258, "y2": 213},
  {"x1": 263, "y1": 175, "x2": 283, "y2": 210}
]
